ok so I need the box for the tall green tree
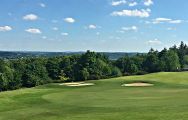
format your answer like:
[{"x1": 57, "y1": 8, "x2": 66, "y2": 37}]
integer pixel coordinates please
[
  {"x1": 143, "y1": 49, "x2": 160, "y2": 72},
  {"x1": 46, "y1": 58, "x2": 61, "y2": 80},
  {"x1": 166, "y1": 50, "x2": 180, "y2": 71}
]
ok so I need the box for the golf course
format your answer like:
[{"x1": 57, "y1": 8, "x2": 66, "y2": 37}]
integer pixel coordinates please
[{"x1": 0, "y1": 72, "x2": 188, "y2": 120}]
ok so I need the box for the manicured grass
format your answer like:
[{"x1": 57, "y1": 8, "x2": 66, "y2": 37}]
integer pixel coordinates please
[{"x1": 1, "y1": 72, "x2": 188, "y2": 120}]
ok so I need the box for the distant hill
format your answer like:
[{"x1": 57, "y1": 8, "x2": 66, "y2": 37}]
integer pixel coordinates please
[{"x1": 0, "y1": 51, "x2": 143, "y2": 60}]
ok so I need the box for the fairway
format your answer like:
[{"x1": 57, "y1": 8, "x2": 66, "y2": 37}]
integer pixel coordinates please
[{"x1": 0, "y1": 72, "x2": 188, "y2": 120}]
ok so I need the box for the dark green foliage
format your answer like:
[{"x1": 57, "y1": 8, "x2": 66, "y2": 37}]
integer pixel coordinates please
[
  {"x1": 59, "y1": 70, "x2": 69, "y2": 82},
  {"x1": 111, "y1": 66, "x2": 122, "y2": 77},
  {"x1": 59, "y1": 55, "x2": 79, "y2": 80},
  {"x1": 178, "y1": 41, "x2": 187, "y2": 68},
  {"x1": 143, "y1": 49, "x2": 160, "y2": 72},
  {"x1": 0, "y1": 60, "x2": 15, "y2": 91},
  {"x1": 115, "y1": 55, "x2": 144, "y2": 74},
  {"x1": 21, "y1": 58, "x2": 50, "y2": 87},
  {"x1": 79, "y1": 68, "x2": 90, "y2": 81},
  {"x1": 115, "y1": 43, "x2": 184, "y2": 75},
  {"x1": 74, "y1": 51, "x2": 114, "y2": 80},
  {"x1": 46, "y1": 58, "x2": 61, "y2": 80},
  {"x1": 0, "y1": 42, "x2": 187, "y2": 92},
  {"x1": 165, "y1": 50, "x2": 180, "y2": 71},
  {"x1": 0, "y1": 73, "x2": 8, "y2": 91},
  {"x1": 183, "y1": 55, "x2": 188, "y2": 65}
]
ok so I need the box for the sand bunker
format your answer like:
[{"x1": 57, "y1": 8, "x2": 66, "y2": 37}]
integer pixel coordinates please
[
  {"x1": 60, "y1": 82, "x2": 95, "y2": 87},
  {"x1": 122, "y1": 82, "x2": 154, "y2": 87}
]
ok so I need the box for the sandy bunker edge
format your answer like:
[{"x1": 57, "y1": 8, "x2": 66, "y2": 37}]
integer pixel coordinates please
[
  {"x1": 60, "y1": 82, "x2": 95, "y2": 87},
  {"x1": 122, "y1": 82, "x2": 154, "y2": 87}
]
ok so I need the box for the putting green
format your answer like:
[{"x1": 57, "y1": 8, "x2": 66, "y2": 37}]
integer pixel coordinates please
[{"x1": 0, "y1": 72, "x2": 188, "y2": 120}]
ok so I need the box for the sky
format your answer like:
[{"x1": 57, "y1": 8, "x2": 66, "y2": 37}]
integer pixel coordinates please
[{"x1": 0, "y1": 0, "x2": 188, "y2": 52}]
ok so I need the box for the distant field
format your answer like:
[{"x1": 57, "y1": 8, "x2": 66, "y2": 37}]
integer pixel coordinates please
[{"x1": 0, "y1": 72, "x2": 188, "y2": 120}]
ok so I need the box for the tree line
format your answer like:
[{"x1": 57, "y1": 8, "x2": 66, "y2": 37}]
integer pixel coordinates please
[{"x1": 0, "y1": 42, "x2": 188, "y2": 91}]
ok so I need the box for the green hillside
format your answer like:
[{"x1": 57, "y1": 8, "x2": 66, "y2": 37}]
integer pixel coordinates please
[{"x1": 0, "y1": 72, "x2": 188, "y2": 120}]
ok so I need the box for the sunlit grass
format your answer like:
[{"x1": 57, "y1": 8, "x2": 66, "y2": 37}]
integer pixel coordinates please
[{"x1": 0, "y1": 72, "x2": 188, "y2": 120}]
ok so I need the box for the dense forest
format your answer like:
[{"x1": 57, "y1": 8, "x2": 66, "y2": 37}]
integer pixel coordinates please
[{"x1": 0, "y1": 42, "x2": 188, "y2": 91}]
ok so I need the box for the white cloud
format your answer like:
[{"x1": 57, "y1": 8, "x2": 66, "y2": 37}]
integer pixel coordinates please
[
  {"x1": 122, "y1": 26, "x2": 138, "y2": 31},
  {"x1": 152, "y1": 18, "x2": 183, "y2": 24},
  {"x1": 61, "y1": 32, "x2": 69, "y2": 36},
  {"x1": 52, "y1": 27, "x2": 59, "y2": 31},
  {"x1": 23, "y1": 14, "x2": 38, "y2": 21},
  {"x1": 0, "y1": 26, "x2": 12, "y2": 32},
  {"x1": 25, "y1": 28, "x2": 41, "y2": 34},
  {"x1": 111, "y1": 0, "x2": 126, "y2": 6},
  {"x1": 146, "y1": 8, "x2": 151, "y2": 12},
  {"x1": 144, "y1": 0, "x2": 153, "y2": 6},
  {"x1": 153, "y1": 18, "x2": 171, "y2": 24},
  {"x1": 147, "y1": 39, "x2": 162, "y2": 45},
  {"x1": 85, "y1": 24, "x2": 101, "y2": 29},
  {"x1": 64, "y1": 18, "x2": 75, "y2": 23},
  {"x1": 39, "y1": 3, "x2": 46, "y2": 8},
  {"x1": 88, "y1": 25, "x2": 97, "y2": 29},
  {"x1": 111, "y1": 9, "x2": 150, "y2": 18},
  {"x1": 129, "y1": 2, "x2": 137, "y2": 7},
  {"x1": 169, "y1": 20, "x2": 182, "y2": 24}
]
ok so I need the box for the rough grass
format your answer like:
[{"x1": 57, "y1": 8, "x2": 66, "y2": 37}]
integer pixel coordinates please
[{"x1": 0, "y1": 72, "x2": 188, "y2": 120}]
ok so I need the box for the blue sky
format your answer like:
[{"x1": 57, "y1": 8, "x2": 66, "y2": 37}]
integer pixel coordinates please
[{"x1": 0, "y1": 0, "x2": 188, "y2": 52}]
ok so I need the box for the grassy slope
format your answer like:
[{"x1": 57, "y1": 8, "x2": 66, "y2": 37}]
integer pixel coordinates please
[{"x1": 0, "y1": 72, "x2": 188, "y2": 120}]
